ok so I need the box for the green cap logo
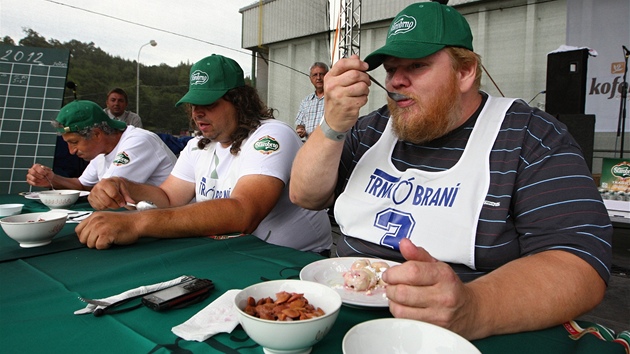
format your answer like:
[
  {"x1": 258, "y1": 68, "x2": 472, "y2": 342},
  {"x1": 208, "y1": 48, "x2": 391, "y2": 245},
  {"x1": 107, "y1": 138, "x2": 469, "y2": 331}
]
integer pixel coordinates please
[
  {"x1": 254, "y1": 135, "x2": 280, "y2": 155},
  {"x1": 190, "y1": 70, "x2": 209, "y2": 85},
  {"x1": 389, "y1": 15, "x2": 416, "y2": 37}
]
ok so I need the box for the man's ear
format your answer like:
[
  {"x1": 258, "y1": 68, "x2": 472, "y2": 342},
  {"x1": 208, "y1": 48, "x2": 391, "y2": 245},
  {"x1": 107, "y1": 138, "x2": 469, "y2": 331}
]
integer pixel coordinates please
[
  {"x1": 91, "y1": 128, "x2": 102, "y2": 140},
  {"x1": 458, "y1": 60, "x2": 478, "y2": 93}
]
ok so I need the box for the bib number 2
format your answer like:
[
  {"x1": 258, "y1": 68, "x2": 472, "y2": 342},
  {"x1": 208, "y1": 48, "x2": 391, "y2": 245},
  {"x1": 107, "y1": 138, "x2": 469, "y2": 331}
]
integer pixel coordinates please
[{"x1": 374, "y1": 208, "x2": 415, "y2": 250}]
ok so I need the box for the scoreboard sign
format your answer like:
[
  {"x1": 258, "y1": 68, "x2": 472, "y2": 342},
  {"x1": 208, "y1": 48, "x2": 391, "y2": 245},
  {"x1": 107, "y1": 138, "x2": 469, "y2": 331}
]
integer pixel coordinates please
[{"x1": 0, "y1": 44, "x2": 70, "y2": 195}]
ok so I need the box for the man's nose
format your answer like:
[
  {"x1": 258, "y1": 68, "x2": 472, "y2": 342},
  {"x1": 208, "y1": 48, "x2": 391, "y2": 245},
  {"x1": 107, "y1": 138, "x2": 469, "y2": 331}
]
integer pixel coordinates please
[
  {"x1": 192, "y1": 106, "x2": 205, "y2": 117},
  {"x1": 387, "y1": 69, "x2": 410, "y2": 89}
]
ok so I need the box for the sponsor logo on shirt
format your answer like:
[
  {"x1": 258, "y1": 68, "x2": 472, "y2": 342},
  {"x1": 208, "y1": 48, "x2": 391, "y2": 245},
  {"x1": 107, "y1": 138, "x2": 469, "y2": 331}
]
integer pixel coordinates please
[
  {"x1": 199, "y1": 177, "x2": 231, "y2": 199},
  {"x1": 113, "y1": 151, "x2": 130, "y2": 166},
  {"x1": 254, "y1": 135, "x2": 280, "y2": 155},
  {"x1": 364, "y1": 168, "x2": 460, "y2": 207}
]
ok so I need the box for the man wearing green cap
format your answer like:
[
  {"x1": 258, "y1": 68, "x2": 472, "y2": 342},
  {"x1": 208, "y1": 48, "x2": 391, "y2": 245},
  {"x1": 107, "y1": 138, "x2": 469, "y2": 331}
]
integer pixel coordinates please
[
  {"x1": 26, "y1": 100, "x2": 177, "y2": 190},
  {"x1": 76, "y1": 54, "x2": 332, "y2": 254},
  {"x1": 290, "y1": 1, "x2": 611, "y2": 342}
]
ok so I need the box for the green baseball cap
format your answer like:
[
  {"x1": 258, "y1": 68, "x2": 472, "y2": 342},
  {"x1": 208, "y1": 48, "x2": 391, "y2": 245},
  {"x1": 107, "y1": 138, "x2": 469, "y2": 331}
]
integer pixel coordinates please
[
  {"x1": 364, "y1": 1, "x2": 473, "y2": 71},
  {"x1": 55, "y1": 100, "x2": 127, "y2": 133},
  {"x1": 175, "y1": 54, "x2": 245, "y2": 107}
]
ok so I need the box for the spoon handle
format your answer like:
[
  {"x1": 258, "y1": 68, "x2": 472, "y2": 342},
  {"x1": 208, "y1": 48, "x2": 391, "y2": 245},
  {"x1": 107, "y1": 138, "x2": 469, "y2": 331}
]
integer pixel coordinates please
[{"x1": 367, "y1": 74, "x2": 388, "y2": 92}]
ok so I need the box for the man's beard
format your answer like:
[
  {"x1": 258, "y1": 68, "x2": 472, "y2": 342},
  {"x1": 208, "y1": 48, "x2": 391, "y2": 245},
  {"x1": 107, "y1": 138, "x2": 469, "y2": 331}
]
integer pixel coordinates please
[{"x1": 387, "y1": 72, "x2": 462, "y2": 144}]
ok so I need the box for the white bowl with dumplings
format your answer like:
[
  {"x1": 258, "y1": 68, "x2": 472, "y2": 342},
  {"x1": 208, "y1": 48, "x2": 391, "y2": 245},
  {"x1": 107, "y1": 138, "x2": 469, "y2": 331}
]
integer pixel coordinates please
[
  {"x1": 0, "y1": 212, "x2": 67, "y2": 247},
  {"x1": 234, "y1": 279, "x2": 342, "y2": 354},
  {"x1": 0, "y1": 203, "x2": 24, "y2": 217},
  {"x1": 39, "y1": 190, "x2": 81, "y2": 209}
]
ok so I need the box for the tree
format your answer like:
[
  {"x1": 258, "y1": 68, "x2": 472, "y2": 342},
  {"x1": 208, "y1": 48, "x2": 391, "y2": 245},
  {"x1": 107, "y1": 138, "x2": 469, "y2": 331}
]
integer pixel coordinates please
[
  {"x1": 1, "y1": 36, "x2": 16, "y2": 45},
  {"x1": 8, "y1": 28, "x2": 192, "y2": 135},
  {"x1": 18, "y1": 28, "x2": 52, "y2": 48}
]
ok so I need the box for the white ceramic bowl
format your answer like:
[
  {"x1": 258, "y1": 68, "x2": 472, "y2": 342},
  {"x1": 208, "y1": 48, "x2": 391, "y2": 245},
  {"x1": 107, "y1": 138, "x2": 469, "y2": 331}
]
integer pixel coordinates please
[
  {"x1": 0, "y1": 212, "x2": 68, "y2": 248},
  {"x1": 0, "y1": 203, "x2": 24, "y2": 217},
  {"x1": 342, "y1": 318, "x2": 481, "y2": 354},
  {"x1": 39, "y1": 190, "x2": 81, "y2": 209},
  {"x1": 234, "y1": 279, "x2": 342, "y2": 354}
]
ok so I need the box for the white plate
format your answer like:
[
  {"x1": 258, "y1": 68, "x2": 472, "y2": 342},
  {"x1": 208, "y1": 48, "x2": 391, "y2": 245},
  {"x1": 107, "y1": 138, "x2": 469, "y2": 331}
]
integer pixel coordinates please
[
  {"x1": 23, "y1": 191, "x2": 89, "y2": 200},
  {"x1": 299, "y1": 257, "x2": 399, "y2": 308},
  {"x1": 342, "y1": 318, "x2": 481, "y2": 354}
]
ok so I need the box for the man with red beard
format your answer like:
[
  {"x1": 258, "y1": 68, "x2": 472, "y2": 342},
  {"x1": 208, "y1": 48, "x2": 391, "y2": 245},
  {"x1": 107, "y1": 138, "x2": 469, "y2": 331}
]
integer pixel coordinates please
[
  {"x1": 290, "y1": 1, "x2": 612, "y2": 344},
  {"x1": 76, "y1": 54, "x2": 332, "y2": 255}
]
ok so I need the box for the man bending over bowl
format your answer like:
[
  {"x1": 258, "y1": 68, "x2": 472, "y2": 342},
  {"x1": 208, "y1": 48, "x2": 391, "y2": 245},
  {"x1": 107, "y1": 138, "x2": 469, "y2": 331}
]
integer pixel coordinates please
[
  {"x1": 76, "y1": 54, "x2": 332, "y2": 255},
  {"x1": 289, "y1": 1, "x2": 612, "y2": 342},
  {"x1": 26, "y1": 100, "x2": 177, "y2": 190}
]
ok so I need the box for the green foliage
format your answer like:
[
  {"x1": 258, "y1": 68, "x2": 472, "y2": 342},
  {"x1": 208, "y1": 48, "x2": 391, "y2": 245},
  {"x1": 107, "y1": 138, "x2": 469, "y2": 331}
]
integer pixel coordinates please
[
  {"x1": 9, "y1": 29, "x2": 195, "y2": 135},
  {"x1": 1, "y1": 36, "x2": 16, "y2": 45}
]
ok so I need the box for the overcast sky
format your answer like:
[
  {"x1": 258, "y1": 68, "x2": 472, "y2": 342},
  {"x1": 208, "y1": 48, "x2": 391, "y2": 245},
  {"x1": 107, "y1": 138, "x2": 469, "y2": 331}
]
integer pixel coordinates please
[{"x1": 1, "y1": 0, "x2": 257, "y2": 76}]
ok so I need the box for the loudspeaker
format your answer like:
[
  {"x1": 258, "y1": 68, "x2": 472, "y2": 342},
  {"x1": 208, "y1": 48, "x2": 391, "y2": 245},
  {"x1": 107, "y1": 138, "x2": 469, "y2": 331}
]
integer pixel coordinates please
[
  {"x1": 545, "y1": 49, "x2": 589, "y2": 116},
  {"x1": 557, "y1": 114, "x2": 595, "y2": 172}
]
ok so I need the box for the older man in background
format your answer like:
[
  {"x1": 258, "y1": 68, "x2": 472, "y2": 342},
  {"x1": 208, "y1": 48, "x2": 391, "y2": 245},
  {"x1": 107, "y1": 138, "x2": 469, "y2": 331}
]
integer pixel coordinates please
[{"x1": 295, "y1": 62, "x2": 329, "y2": 140}]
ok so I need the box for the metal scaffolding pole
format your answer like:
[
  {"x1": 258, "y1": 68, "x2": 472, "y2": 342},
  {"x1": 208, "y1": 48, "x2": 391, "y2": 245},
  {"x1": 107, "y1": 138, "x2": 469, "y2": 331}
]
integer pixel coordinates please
[{"x1": 339, "y1": 0, "x2": 362, "y2": 58}]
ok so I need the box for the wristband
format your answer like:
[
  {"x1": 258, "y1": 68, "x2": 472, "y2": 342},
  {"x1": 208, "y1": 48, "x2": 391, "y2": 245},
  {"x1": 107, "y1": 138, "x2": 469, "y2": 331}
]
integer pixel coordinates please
[{"x1": 320, "y1": 117, "x2": 348, "y2": 141}]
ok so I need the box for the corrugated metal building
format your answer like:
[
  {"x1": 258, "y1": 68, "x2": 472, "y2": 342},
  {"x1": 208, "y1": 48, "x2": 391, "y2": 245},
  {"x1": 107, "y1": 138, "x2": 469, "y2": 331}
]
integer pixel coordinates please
[{"x1": 239, "y1": 0, "x2": 566, "y2": 125}]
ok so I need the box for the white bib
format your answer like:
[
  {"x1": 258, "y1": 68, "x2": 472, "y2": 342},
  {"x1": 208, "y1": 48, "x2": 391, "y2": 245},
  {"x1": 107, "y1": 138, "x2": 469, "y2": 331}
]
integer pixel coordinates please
[{"x1": 334, "y1": 96, "x2": 515, "y2": 269}]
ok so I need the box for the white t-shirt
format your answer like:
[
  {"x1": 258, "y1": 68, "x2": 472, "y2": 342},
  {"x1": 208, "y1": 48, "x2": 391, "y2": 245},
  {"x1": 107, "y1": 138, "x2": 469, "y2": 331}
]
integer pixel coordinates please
[
  {"x1": 171, "y1": 119, "x2": 332, "y2": 253},
  {"x1": 78, "y1": 126, "x2": 177, "y2": 187}
]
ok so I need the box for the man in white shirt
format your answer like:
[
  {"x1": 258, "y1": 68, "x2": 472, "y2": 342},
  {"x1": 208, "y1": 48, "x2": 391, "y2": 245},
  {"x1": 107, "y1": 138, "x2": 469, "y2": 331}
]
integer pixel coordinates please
[
  {"x1": 76, "y1": 54, "x2": 332, "y2": 254},
  {"x1": 26, "y1": 100, "x2": 177, "y2": 190}
]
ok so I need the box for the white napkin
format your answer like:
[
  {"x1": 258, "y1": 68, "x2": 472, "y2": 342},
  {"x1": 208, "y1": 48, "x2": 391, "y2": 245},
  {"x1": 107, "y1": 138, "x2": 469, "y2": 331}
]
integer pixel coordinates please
[
  {"x1": 172, "y1": 289, "x2": 241, "y2": 342},
  {"x1": 74, "y1": 275, "x2": 190, "y2": 315}
]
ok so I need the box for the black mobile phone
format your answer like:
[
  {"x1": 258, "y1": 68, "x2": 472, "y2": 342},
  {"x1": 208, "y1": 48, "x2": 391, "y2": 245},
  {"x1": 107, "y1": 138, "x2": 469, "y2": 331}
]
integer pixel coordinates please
[{"x1": 141, "y1": 277, "x2": 214, "y2": 311}]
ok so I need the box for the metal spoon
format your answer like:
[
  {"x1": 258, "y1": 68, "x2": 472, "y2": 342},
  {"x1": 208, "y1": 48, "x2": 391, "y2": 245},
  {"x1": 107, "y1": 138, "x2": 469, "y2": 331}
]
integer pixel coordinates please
[
  {"x1": 126, "y1": 201, "x2": 157, "y2": 211},
  {"x1": 44, "y1": 175, "x2": 55, "y2": 190},
  {"x1": 39, "y1": 165, "x2": 55, "y2": 190},
  {"x1": 367, "y1": 74, "x2": 410, "y2": 102}
]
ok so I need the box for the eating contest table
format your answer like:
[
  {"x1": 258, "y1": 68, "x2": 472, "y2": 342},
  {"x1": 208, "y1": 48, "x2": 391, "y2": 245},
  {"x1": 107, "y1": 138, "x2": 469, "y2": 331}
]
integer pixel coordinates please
[{"x1": 0, "y1": 194, "x2": 627, "y2": 354}]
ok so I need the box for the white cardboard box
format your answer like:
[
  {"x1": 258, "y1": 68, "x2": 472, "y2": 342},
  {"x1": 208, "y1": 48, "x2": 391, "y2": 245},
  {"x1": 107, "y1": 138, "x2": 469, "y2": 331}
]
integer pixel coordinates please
[{"x1": 604, "y1": 199, "x2": 630, "y2": 218}]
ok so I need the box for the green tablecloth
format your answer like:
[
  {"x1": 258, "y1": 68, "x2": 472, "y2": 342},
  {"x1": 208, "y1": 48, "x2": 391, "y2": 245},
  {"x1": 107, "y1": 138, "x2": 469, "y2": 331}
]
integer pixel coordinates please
[{"x1": 0, "y1": 194, "x2": 627, "y2": 354}]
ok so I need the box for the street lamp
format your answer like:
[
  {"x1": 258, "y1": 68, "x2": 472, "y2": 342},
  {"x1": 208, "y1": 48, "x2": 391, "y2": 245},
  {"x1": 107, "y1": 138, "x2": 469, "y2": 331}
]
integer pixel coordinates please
[{"x1": 136, "y1": 40, "x2": 157, "y2": 115}]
